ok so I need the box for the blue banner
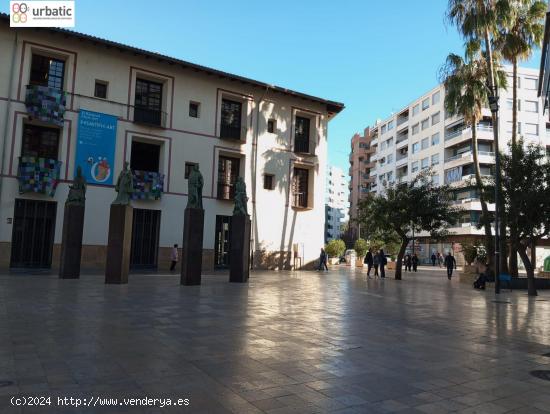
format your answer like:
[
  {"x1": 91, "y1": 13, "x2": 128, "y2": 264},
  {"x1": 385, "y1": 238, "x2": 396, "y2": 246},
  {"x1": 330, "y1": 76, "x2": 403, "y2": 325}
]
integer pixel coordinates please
[{"x1": 74, "y1": 110, "x2": 117, "y2": 185}]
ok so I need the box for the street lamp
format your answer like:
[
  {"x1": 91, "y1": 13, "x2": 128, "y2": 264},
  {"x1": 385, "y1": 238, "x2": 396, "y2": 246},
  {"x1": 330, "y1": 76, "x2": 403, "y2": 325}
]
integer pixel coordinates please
[{"x1": 488, "y1": 88, "x2": 501, "y2": 294}]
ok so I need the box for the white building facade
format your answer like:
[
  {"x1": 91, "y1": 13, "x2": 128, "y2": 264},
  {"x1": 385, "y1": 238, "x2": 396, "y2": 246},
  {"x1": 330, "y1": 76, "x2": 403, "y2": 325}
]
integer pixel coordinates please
[
  {"x1": 0, "y1": 17, "x2": 343, "y2": 271},
  {"x1": 325, "y1": 165, "x2": 349, "y2": 242},
  {"x1": 355, "y1": 66, "x2": 550, "y2": 263}
]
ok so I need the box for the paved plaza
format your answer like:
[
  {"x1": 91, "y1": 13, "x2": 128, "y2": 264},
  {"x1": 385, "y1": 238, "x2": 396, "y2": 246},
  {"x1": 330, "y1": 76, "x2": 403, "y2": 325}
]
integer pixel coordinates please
[{"x1": 1, "y1": 267, "x2": 550, "y2": 413}]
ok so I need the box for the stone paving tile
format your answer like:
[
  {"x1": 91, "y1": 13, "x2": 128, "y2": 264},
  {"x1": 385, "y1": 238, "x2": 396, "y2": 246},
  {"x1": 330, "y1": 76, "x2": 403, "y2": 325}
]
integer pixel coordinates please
[{"x1": 0, "y1": 267, "x2": 549, "y2": 413}]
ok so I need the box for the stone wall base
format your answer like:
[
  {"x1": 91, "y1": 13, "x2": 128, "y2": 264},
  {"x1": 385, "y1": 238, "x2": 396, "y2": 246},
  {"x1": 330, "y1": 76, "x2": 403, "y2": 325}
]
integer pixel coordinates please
[{"x1": 252, "y1": 250, "x2": 316, "y2": 270}]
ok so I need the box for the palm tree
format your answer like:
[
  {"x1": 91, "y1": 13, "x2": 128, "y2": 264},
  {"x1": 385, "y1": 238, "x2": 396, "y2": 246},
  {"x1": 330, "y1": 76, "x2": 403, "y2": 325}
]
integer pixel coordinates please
[
  {"x1": 496, "y1": 0, "x2": 546, "y2": 276},
  {"x1": 440, "y1": 50, "x2": 500, "y2": 272}
]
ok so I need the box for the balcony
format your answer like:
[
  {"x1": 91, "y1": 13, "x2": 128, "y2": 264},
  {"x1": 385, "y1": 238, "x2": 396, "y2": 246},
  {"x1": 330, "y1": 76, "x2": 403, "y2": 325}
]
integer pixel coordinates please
[
  {"x1": 396, "y1": 156, "x2": 408, "y2": 167},
  {"x1": 292, "y1": 191, "x2": 308, "y2": 208},
  {"x1": 444, "y1": 151, "x2": 495, "y2": 169},
  {"x1": 294, "y1": 137, "x2": 313, "y2": 154},
  {"x1": 447, "y1": 173, "x2": 492, "y2": 187},
  {"x1": 444, "y1": 124, "x2": 493, "y2": 148},
  {"x1": 17, "y1": 156, "x2": 62, "y2": 197},
  {"x1": 364, "y1": 161, "x2": 376, "y2": 169},
  {"x1": 25, "y1": 84, "x2": 67, "y2": 127},
  {"x1": 131, "y1": 170, "x2": 165, "y2": 200},
  {"x1": 220, "y1": 124, "x2": 247, "y2": 141},
  {"x1": 133, "y1": 106, "x2": 167, "y2": 128},
  {"x1": 396, "y1": 137, "x2": 409, "y2": 149}
]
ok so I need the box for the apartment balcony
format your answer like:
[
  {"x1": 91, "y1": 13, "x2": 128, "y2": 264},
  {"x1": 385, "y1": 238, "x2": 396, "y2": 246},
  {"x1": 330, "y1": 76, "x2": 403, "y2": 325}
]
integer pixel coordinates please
[
  {"x1": 25, "y1": 84, "x2": 67, "y2": 127},
  {"x1": 364, "y1": 161, "x2": 376, "y2": 169},
  {"x1": 17, "y1": 156, "x2": 62, "y2": 197},
  {"x1": 364, "y1": 176, "x2": 376, "y2": 184},
  {"x1": 133, "y1": 106, "x2": 168, "y2": 128},
  {"x1": 444, "y1": 125, "x2": 493, "y2": 148},
  {"x1": 449, "y1": 222, "x2": 495, "y2": 236},
  {"x1": 447, "y1": 173, "x2": 492, "y2": 187},
  {"x1": 370, "y1": 138, "x2": 379, "y2": 147},
  {"x1": 294, "y1": 136, "x2": 314, "y2": 155},
  {"x1": 397, "y1": 174, "x2": 408, "y2": 183},
  {"x1": 452, "y1": 198, "x2": 495, "y2": 212},
  {"x1": 396, "y1": 156, "x2": 408, "y2": 167},
  {"x1": 131, "y1": 170, "x2": 165, "y2": 200},
  {"x1": 396, "y1": 117, "x2": 409, "y2": 128},
  {"x1": 396, "y1": 138, "x2": 409, "y2": 149},
  {"x1": 444, "y1": 151, "x2": 495, "y2": 169}
]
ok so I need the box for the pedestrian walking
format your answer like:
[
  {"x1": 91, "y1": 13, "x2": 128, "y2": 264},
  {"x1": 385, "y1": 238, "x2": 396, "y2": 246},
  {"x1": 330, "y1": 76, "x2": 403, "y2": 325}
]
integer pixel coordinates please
[
  {"x1": 444, "y1": 252, "x2": 457, "y2": 280},
  {"x1": 373, "y1": 251, "x2": 380, "y2": 278},
  {"x1": 431, "y1": 253, "x2": 436, "y2": 266},
  {"x1": 364, "y1": 248, "x2": 374, "y2": 278},
  {"x1": 318, "y1": 248, "x2": 328, "y2": 271},
  {"x1": 379, "y1": 249, "x2": 387, "y2": 278},
  {"x1": 170, "y1": 244, "x2": 179, "y2": 271},
  {"x1": 437, "y1": 252, "x2": 443, "y2": 268},
  {"x1": 412, "y1": 253, "x2": 419, "y2": 272},
  {"x1": 405, "y1": 254, "x2": 412, "y2": 272}
]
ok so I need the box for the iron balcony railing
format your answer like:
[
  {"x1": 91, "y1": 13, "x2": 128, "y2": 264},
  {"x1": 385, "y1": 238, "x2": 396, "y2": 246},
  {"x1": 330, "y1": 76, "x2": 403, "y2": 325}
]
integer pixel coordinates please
[
  {"x1": 294, "y1": 137, "x2": 311, "y2": 154},
  {"x1": 445, "y1": 150, "x2": 495, "y2": 163},
  {"x1": 133, "y1": 106, "x2": 167, "y2": 127},
  {"x1": 292, "y1": 191, "x2": 308, "y2": 208},
  {"x1": 220, "y1": 124, "x2": 247, "y2": 141},
  {"x1": 445, "y1": 124, "x2": 493, "y2": 141}
]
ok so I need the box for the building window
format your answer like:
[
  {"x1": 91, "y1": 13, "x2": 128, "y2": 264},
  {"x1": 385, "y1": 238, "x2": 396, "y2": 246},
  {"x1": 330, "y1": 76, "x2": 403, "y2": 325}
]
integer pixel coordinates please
[
  {"x1": 387, "y1": 154, "x2": 393, "y2": 163},
  {"x1": 421, "y1": 138, "x2": 429, "y2": 150},
  {"x1": 387, "y1": 120, "x2": 394, "y2": 131},
  {"x1": 524, "y1": 77, "x2": 538, "y2": 90},
  {"x1": 94, "y1": 80, "x2": 108, "y2": 99},
  {"x1": 217, "y1": 156, "x2": 240, "y2": 200},
  {"x1": 432, "y1": 174, "x2": 440, "y2": 185},
  {"x1": 294, "y1": 116, "x2": 311, "y2": 153},
  {"x1": 421, "y1": 157, "x2": 429, "y2": 170},
  {"x1": 292, "y1": 168, "x2": 309, "y2": 208},
  {"x1": 412, "y1": 142, "x2": 420, "y2": 154},
  {"x1": 432, "y1": 91, "x2": 440, "y2": 105},
  {"x1": 411, "y1": 161, "x2": 419, "y2": 173},
  {"x1": 263, "y1": 174, "x2": 274, "y2": 190},
  {"x1": 412, "y1": 104, "x2": 420, "y2": 116},
  {"x1": 431, "y1": 112, "x2": 440, "y2": 125},
  {"x1": 525, "y1": 123, "x2": 538, "y2": 136},
  {"x1": 30, "y1": 54, "x2": 65, "y2": 90},
  {"x1": 185, "y1": 162, "x2": 198, "y2": 179},
  {"x1": 421, "y1": 118, "x2": 429, "y2": 130},
  {"x1": 134, "y1": 78, "x2": 163, "y2": 126},
  {"x1": 220, "y1": 98, "x2": 243, "y2": 140},
  {"x1": 21, "y1": 124, "x2": 60, "y2": 159},
  {"x1": 524, "y1": 100, "x2": 538, "y2": 113},
  {"x1": 189, "y1": 101, "x2": 200, "y2": 118},
  {"x1": 412, "y1": 124, "x2": 419, "y2": 135},
  {"x1": 381, "y1": 124, "x2": 387, "y2": 134},
  {"x1": 431, "y1": 153, "x2": 440, "y2": 166},
  {"x1": 130, "y1": 141, "x2": 161, "y2": 172},
  {"x1": 267, "y1": 119, "x2": 276, "y2": 133},
  {"x1": 422, "y1": 98, "x2": 430, "y2": 110}
]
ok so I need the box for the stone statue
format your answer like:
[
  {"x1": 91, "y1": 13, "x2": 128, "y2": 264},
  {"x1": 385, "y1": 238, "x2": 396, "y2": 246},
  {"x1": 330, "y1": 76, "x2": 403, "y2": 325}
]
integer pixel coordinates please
[
  {"x1": 187, "y1": 164, "x2": 204, "y2": 209},
  {"x1": 66, "y1": 166, "x2": 87, "y2": 206},
  {"x1": 112, "y1": 161, "x2": 134, "y2": 205},
  {"x1": 233, "y1": 176, "x2": 248, "y2": 216}
]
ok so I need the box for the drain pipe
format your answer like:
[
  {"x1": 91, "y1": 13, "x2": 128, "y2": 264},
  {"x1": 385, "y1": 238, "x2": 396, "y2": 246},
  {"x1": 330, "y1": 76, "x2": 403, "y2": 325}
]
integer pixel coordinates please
[
  {"x1": 250, "y1": 84, "x2": 270, "y2": 269},
  {"x1": 0, "y1": 30, "x2": 18, "y2": 204}
]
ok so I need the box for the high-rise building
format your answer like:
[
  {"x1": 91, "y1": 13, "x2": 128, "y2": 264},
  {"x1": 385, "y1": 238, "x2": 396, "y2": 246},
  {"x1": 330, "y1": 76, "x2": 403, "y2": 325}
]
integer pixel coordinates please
[
  {"x1": 325, "y1": 165, "x2": 349, "y2": 242},
  {"x1": 350, "y1": 66, "x2": 550, "y2": 262}
]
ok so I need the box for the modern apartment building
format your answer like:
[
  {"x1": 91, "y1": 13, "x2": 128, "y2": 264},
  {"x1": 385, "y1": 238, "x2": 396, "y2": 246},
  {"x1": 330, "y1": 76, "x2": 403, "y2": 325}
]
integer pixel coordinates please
[
  {"x1": 0, "y1": 15, "x2": 344, "y2": 272},
  {"x1": 350, "y1": 66, "x2": 550, "y2": 262},
  {"x1": 325, "y1": 165, "x2": 349, "y2": 242}
]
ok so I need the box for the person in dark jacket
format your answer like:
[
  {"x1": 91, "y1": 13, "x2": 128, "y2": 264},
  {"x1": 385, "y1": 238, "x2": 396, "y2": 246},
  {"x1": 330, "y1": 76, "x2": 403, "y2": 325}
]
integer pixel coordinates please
[
  {"x1": 431, "y1": 253, "x2": 437, "y2": 266},
  {"x1": 378, "y1": 249, "x2": 387, "y2": 278},
  {"x1": 372, "y1": 251, "x2": 380, "y2": 278},
  {"x1": 318, "y1": 248, "x2": 328, "y2": 271},
  {"x1": 412, "y1": 254, "x2": 419, "y2": 272},
  {"x1": 364, "y1": 248, "x2": 374, "y2": 278},
  {"x1": 404, "y1": 254, "x2": 412, "y2": 272},
  {"x1": 444, "y1": 252, "x2": 457, "y2": 279}
]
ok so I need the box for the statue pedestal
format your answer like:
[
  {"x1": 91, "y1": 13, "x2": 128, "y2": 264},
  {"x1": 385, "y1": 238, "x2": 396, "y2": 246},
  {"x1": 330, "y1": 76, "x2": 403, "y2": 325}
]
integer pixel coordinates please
[
  {"x1": 59, "y1": 204, "x2": 85, "y2": 279},
  {"x1": 105, "y1": 204, "x2": 133, "y2": 284},
  {"x1": 181, "y1": 208, "x2": 204, "y2": 285},
  {"x1": 229, "y1": 214, "x2": 251, "y2": 283}
]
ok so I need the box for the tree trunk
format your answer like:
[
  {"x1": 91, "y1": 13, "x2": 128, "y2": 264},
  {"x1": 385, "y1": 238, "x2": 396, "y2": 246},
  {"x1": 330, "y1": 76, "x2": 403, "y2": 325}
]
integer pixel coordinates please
[
  {"x1": 472, "y1": 124, "x2": 495, "y2": 274},
  {"x1": 395, "y1": 238, "x2": 408, "y2": 281},
  {"x1": 518, "y1": 242, "x2": 537, "y2": 296},
  {"x1": 509, "y1": 59, "x2": 519, "y2": 277},
  {"x1": 530, "y1": 239, "x2": 537, "y2": 271}
]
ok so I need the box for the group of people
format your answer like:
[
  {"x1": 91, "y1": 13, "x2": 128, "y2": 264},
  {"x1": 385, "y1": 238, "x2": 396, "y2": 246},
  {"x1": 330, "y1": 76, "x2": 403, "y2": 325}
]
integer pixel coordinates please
[
  {"x1": 363, "y1": 248, "x2": 388, "y2": 278},
  {"x1": 430, "y1": 252, "x2": 444, "y2": 267},
  {"x1": 403, "y1": 253, "x2": 419, "y2": 272}
]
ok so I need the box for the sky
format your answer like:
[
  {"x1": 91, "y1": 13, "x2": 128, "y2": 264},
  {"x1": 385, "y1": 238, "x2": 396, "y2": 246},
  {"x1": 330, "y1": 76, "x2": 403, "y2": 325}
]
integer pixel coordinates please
[{"x1": 1, "y1": 0, "x2": 541, "y2": 172}]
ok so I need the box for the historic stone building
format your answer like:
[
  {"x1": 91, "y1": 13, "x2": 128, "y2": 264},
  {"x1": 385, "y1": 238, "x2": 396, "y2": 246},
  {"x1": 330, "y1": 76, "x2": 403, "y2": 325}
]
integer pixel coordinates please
[{"x1": 0, "y1": 14, "x2": 344, "y2": 271}]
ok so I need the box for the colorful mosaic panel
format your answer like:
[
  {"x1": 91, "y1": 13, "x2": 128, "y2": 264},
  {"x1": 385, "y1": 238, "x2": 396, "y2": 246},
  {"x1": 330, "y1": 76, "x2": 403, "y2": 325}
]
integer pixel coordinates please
[{"x1": 17, "y1": 156, "x2": 62, "y2": 197}]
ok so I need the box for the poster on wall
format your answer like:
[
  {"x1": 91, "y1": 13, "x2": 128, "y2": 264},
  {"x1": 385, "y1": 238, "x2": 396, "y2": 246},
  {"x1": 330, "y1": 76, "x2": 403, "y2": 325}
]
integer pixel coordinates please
[{"x1": 74, "y1": 110, "x2": 117, "y2": 185}]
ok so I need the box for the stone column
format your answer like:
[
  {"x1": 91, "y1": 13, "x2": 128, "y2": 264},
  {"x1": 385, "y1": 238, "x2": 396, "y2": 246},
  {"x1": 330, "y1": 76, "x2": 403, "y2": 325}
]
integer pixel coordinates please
[
  {"x1": 59, "y1": 204, "x2": 85, "y2": 279},
  {"x1": 181, "y1": 208, "x2": 204, "y2": 285},
  {"x1": 105, "y1": 204, "x2": 133, "y2": 284},
  {"x1": 229, "y1": 214, "x2": 251, "y2": 283}
]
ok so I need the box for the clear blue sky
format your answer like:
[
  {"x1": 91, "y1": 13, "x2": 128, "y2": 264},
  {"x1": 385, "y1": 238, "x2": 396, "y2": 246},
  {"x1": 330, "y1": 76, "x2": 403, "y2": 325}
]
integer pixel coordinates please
[{"x1": 2, "y1": 0, "x2": 540, "y2": 171}]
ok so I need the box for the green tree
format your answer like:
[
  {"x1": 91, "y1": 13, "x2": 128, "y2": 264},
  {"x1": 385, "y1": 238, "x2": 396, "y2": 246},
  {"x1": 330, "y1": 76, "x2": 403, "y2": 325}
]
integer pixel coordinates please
[
  {"x1": 495, "y1": 0, "x2": 546, "y2": 275},
  {"x1": 325, "y1": 239, "x2": 346, "y2": 259},
  {"x1": 501, "y1": 141, "x2": 550, "y2": 296},
  {"x1": 354, "y1": 238, "x2": 369, "y2": 259},
  {"x1": 440, "y1": 48, "x2": 505, "y2": 274},
  {"x1": 357, "y1": 171, "x2": 459, "y2": 280}
]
